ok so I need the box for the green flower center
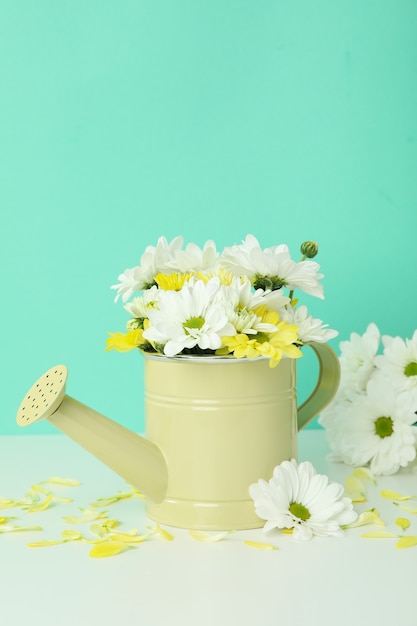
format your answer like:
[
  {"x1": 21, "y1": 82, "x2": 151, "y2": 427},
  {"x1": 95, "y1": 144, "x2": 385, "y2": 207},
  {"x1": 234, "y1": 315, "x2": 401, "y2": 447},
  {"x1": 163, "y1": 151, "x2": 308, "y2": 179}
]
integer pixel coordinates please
[
  {"x1": 253, "y1": 274, "x2": 286, "y2": 291},
  {"x1": 374, "y1": 416, "x2": 394, "y2": 438},
  {"x1": 183, "y1": 316, "x2": 205, "y2": 334},
  {"x1": 289, "y1": 502, "x2": 311, "y2": 522},
  {"x1": 404, "y1": 362, "x2": 417, "y2": 377}
]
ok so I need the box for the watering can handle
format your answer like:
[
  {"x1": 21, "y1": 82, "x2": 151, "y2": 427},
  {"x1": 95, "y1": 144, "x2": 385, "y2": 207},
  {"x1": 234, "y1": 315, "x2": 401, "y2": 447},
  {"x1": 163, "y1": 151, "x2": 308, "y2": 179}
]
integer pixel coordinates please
[{"x1": 297, "y1": 342, "x2": 340, "y2": 431}]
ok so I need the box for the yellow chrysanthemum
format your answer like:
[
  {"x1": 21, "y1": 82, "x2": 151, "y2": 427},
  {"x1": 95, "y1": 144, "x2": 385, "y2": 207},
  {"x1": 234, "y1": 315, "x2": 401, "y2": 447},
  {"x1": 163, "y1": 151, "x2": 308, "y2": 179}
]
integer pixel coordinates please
[
  {"x1": 218, "y1": 320, "x2": 302, "y2": 368},
  {"x1": 195, "y1": 269, "x2": 234, "y2": 285},
  {"x1": 154, "y1": 272, "x2": 194, "y2": 291},
  {"x1": 105, "y1": 329, "x2": 146, "y2": 352}
]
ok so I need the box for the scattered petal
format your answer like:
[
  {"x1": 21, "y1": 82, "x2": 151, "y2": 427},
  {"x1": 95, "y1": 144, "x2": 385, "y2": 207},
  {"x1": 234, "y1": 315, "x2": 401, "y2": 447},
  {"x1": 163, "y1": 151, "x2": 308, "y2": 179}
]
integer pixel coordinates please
[
  {"x1": 0, "y1": 516, "x2": 17, "y2": 524},
  {"x1": 62, "y1": 509, "x2": 108, "y2": 524},
  {"x1": 89, "y1": 540, "x2": 131, "y2": 558},
  {"x1": 394, "y1": 503, "x2": 417, "y2": 514},
  {"x1": 344, "y1": 476, "x2": 367, "y2": 502},
  {"x1": 244, "y1": 540, "x2": 278, "y2": 550},
  {"x1": 361, "y1": 531, "x2": 399, "y2": 539},
  {"x1": 396, "y1": 536, "x2": 417, "y2": 549},
  {"x1": 27, "y1": 539, "x2": 66, "y2": 547},
  {"x1": 40, "y1": 477, "x2": 81, "y2": 487},
  {"x1": 30, "y1": 484, "x2": 52, "y2": 496},
  {"x1": 89, "y1": 493, "x2": 132, "y2": 508},
  {"x1": 61, "y1": 530, "x2": 83, "y2": 541},
  {"x1": 353, "y1": 467, "x2": 377, "y2": 484},
  {"x1": 0, "y1": 498, "x2": 19, "y2": 510},
  {"x1": 189, "y1": 530, "x2": 234, "y2": 543},
  {"x1": 25, "y1": 495, "x2": 54, "y2": 513},
  {"x1": 344, "y1": 508, "x2": 385, "y2": 529},
  {"x1": 395, "y1": 517, "x2": 411, "y2": 531},
  {"x1": 380, "y1": 490, "x2": 414, "y2": 501},
  {"x1": 153, "y1": 523, "x2": 174, "y2": 541},
  {"x1": 0, "y1": 525, "x2": 43, "y2": 534}
]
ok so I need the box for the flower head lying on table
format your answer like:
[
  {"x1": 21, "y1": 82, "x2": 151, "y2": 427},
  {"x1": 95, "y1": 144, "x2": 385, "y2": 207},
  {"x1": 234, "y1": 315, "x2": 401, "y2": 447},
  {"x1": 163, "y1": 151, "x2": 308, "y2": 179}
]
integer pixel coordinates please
[{"x1": 249, "y1": 459, "x2": 358, "y2": 540}]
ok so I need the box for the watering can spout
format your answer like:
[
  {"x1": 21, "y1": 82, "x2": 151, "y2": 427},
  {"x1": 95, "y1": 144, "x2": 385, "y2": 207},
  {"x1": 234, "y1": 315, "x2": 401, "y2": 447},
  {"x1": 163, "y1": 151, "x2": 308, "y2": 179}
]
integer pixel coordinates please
[{"x1": 15, "y1": 365, "x2": 168, "y2": 504}]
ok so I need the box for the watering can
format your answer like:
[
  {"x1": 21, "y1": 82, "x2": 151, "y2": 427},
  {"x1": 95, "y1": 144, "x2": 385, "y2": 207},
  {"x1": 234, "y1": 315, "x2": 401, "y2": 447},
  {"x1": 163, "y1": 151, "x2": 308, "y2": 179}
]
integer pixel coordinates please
[{"x1": 16, "y1": 343, "x2": 340, "y2": 530}]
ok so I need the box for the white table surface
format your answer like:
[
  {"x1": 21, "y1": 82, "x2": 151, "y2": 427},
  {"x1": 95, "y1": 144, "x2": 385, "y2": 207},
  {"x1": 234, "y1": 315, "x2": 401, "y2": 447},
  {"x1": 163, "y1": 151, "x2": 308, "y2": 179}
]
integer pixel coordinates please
[{"x1": 1, "y1": 430, "x2": 416, "y2": 626}]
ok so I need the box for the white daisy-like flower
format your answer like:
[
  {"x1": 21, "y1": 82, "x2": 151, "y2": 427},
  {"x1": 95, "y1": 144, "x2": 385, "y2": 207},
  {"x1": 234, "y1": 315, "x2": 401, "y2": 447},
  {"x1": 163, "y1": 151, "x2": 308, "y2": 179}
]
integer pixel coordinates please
[
  {"x1": 280, "y1": 304, "x2": 338, "y2": 344},
  {"x1": 142, "y1": 278, "x2": 236, "y2": 356},
  {"x1": 249, "y1": 459, "x2": 357, "y2": 540},
  {"x1": 124, "y1": 285, "x2": 160, "y2": 319},
  {"x1": 374, "y1": 330, "x2": 417, "y2": 405},
  {"x1": 323, "y1": 378, "x2": 417, "y2": 475},
  {"x1": 338, "y1": 323, "x2": 381, "y2": 393},
  {"x1": 111, "y1": 236, "x2": 184, "y2": 302},
  {"x1": 220, "y1": 235, "x2": 324, "y2": 299},
  {"x1": 166, "y1": 239, "x2": 219, "y2": 274}
]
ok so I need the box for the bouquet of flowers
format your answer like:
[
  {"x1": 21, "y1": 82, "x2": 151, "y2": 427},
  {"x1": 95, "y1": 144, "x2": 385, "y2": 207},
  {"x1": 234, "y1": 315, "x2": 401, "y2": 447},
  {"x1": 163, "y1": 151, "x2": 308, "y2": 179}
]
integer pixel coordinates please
[
  {"x1": 319, "y1": 323, "x2": 417, "y2": 475},
  {"x1": 106, "y1": 235, "x2": 337, "y2": 367}
]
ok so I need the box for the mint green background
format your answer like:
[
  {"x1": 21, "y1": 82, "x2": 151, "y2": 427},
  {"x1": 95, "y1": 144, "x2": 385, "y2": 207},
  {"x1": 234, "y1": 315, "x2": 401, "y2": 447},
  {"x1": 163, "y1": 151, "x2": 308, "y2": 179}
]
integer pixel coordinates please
[{"x1": 1, "y1": 1, "x2": 416, "y2": 436}]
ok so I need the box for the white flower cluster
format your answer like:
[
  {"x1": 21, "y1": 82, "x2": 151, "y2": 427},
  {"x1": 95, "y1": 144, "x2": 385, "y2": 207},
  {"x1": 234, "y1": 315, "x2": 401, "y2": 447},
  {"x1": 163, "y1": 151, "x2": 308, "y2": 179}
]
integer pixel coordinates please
[
  {"x1": 109, "y1": 235, "x2": 337, "y2": 359},
  {"x1": 319, "y1": 323, "x2": 417, "y2": 475}
]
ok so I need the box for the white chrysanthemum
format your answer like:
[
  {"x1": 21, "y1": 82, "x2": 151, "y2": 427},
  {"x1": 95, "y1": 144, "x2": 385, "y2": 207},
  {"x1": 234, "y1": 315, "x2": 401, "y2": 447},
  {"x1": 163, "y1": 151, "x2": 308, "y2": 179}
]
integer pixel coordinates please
[
  {"x1": 111, "y1": 236, "x2": 184, "y2": 302},
  {"x1": 280, "y1": 304, "x2": 338, "y2": 344},
  {"x1": 249, "y1": 459, "x2": 357, "y2": 540},
  {"x1": 220, "y1": 234, "x2": 324, "y2": 299},
  {"x1": 338, "y1": 323, "x2": 381, "y2": 393},
  {"x1": 323, "y1": 378, "x2": 417, "y2": 475},
  {"x1": 124, "y1": 286, "x2": 160, "y2": 318},
  {"x1": 374, "y1": 330, "x2": 417, "y2": 405},
  {"x1": 166, "y1": 239, "x2": 219, "y2": 274},
  {"x1": 142, "y1": 278, "x2": 236, "y2": 356},
  {"x1": 219, "y1": 277, "x2": 283, "y2": 335}
]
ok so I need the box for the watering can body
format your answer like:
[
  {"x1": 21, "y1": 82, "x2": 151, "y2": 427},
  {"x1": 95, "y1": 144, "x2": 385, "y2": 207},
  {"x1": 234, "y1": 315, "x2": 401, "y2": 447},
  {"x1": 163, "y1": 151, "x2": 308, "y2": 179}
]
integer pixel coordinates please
[{"x1": 16, "y1": 343, "x2": 340, "y2": 530}]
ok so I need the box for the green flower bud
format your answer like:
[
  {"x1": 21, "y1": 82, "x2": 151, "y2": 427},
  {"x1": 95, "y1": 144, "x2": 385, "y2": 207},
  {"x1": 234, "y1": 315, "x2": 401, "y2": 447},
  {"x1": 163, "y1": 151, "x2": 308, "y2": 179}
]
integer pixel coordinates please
[{"x1": 300, "y1": 241, "x2": 319, "y2": 259}]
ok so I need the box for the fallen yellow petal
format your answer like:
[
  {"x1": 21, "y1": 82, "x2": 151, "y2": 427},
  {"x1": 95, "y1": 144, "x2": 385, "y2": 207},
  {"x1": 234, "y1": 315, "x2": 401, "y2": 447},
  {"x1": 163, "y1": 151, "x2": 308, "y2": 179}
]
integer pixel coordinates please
[
  {"x1": 89, "y1": 493, "x2": 132, "y2": 508},
  {"x1": 26, "y1": 495, "x2": 54, "y2": 513},
  {"x1": 244, "y1": 540, "x2": 278, "y2": 550},
  {"x1": 380, "y1": 490, "x2": 413, "y2": 501},
  {"x1": 0, "y1": 516, "x2": 17, "y2": 524},
  {"x1": 31, "y1": 484, "x2": 52, "y2": 496},
  {"x1": 396, "y1": 536, "x2": 417, "y2": 549},
  {"x1": 189, "y1": 529, "x2": 234, "y2": 543},
  {"x1": 154, "y1": 523, "x2": 174, "y2": 541},
  {"x1": 27, "y1": 539, "x2": 66, "y2": 547},
  {"x1": 394, "y1": 503, "x2": 417, "y2": 514},
  {"x1": 40, "y1": 477, "x2": 81, "y2": 487},
  {"x1": 62, "y1": 509, "x2": 108, "y2": 524},
  {"x1": 361, "y1": 531, "x2": 399, "y2": 539},
  {"x1": 353, "y1": 467, "x2": 377, "y2": 484},
  {"x1": 61, "y1": 530, "x2": 83, "y2": 541},
  {"x1": 344, "y1": 476, "x2": 367, "y2": 502},
  {"x1": 1, "y1": 525, "x2": 43, "y2": 534},
  {"x1": 344, "y1": 508, "x2": 385, "y2": 529},
  {"x1": 395, "y1": 517, "x2": 411, "y2": 531},
  {"x1": 0, "y1": 498, "x2": 19, "y2": 510},
  {"x1": 89, "y1": 540, "x2": 131, "y2": 558}
]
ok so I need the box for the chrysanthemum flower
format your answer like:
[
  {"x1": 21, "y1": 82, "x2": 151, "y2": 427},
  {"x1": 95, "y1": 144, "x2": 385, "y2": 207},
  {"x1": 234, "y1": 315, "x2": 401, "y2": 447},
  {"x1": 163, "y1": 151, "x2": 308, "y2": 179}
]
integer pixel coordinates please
[
  {"x1": 374, "y1": 330, "x2": 417, "y2": 405},
  {"x1": 338, "y1": 323, "x2": 381, "y2": 393},
  {"x1": 218, "y1": 317, "x2": 302, "y2": 368},
  {"x1": 280, "y1": 304, "x2": 338, "y2": 344},
  {"x1": 220, "y1": 235, "x2": 324, "y2": 299},
  {"x1": 165, "y1": 240, "x2": 219, "y2": 274},
  {"x1": 111, "y1": 236, "x2": 184, "y2": 302},
  {"x1": 249, "y1": 459, "x2": 357, "y2": 540},
  {"x1": 323, "y1": 378, "x2": 417, "y2": 475},
  {"x1": 142, "y1": 279, "x2": 235, "y2": 357}
]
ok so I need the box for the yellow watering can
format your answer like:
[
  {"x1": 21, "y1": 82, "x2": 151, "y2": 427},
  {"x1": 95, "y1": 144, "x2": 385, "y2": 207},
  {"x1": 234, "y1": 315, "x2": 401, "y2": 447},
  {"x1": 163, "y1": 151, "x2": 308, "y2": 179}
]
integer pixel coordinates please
[{"x1": 16, "y1": 343, "x2": 339, "y2": 530}]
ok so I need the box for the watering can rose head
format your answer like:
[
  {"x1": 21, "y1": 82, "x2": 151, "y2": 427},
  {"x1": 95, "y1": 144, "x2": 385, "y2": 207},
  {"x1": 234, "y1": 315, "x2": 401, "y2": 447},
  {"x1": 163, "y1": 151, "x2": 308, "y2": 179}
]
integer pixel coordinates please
[{"x1": 106, "y1": 235, "x2": 338, "y2": 367}]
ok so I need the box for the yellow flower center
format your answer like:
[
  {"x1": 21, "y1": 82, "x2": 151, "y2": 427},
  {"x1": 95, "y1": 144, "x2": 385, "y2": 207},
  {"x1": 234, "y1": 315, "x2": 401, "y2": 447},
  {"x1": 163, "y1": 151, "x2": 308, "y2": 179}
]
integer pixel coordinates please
[
  {"x1": 183, "y1": 317, "x2": 205, "y2": 334},
  {"x1": 289, "y1": 502, "x2": 311, "y2": 521},
  {"x1": 404, "y1": 362, "x2": 417, "y2": 377},
  {"x1": 374, "y1": 416, "x2": 394, "y2": 438}
]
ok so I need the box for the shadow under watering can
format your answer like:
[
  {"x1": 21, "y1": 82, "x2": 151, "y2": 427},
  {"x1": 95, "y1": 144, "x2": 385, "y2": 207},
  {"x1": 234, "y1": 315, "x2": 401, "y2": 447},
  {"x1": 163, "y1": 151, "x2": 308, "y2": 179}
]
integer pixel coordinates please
[{"x1": 16, "y1": 343, "x2": 340, "y2": 530}]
